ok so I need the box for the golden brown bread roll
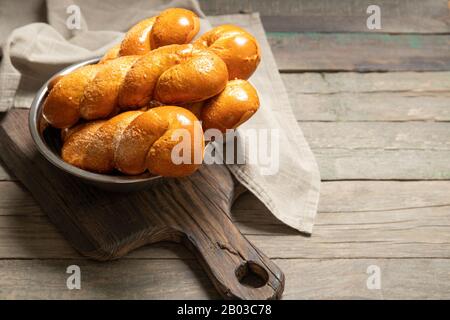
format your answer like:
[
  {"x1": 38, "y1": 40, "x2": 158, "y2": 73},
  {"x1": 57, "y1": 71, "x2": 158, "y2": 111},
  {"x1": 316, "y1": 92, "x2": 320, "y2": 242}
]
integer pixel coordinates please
[
  {"x1": 62, "y1": 120, "x2": 106, "y2": 169},
  {"x1": 118, "y1": 17, "x2": 156, "y2": 56},
  {"x1": 46, "y1": 8, "x2": 262, "y2": 179},
  {"x1": 119, "y1": 44, "x2": 228, "y2": 108},
  {"x1": 194, "y1": 25, "x2": 261, "y2": 80},
  {"x1": 62, "y1": 106, "x2": 204, "y2": 177},
  {"x1": 82, "y1": 111, "x2": 143, "y2": 173},
  {"x1": 149, "y1": 8, "x2": 200, "y2": 50},
  {"x1": 100, "y1": 8, "x2": 199, "y2": 61},
  {"x1": 44, "y1": 56, "x2": 140, "y2": 129},
  {"x1": 99, "y1": 44, "x2": 121, "y2": 64},
  {"x1": 61, "y1": 122, "x2": 85, "y2": 143},
  {"x1": 79, "y1": 55, "x2": 140, "y2": 120},
  {"x1": 201, "y1": 80, "x2": 260, "y2": 132},
  {"x1": 181, "y1": 80, "x2": 259, "y2": 133},
  {"x1": 47, "y1": 74, "x2": 64, "y2": 90},
  {"x1": 43, "y1": 45, "x2": 229, "y2": 128},
  {"x1": 43, "y1": 65, "x2": 98, "y2": 128}
]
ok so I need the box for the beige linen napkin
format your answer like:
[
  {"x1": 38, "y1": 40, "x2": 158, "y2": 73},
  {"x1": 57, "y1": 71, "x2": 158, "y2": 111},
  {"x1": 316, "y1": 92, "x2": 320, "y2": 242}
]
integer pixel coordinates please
[{"x1": 0, "y1": 0, "x2": 320, "y2": 233}]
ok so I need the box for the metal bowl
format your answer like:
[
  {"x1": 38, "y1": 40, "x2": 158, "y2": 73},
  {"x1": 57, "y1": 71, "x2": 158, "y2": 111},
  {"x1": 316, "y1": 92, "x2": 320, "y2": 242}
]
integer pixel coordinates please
[{"x1": 29, "y1": 58, "x2": 162, "y2": 192}]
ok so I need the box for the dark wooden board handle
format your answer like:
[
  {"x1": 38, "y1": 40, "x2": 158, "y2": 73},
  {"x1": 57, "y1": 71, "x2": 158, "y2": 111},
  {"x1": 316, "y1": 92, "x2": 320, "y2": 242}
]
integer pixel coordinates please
[
  {"x1": 141, "y1": 175, "x2": 285, "y2": 299},
  {"x1": 180, "y1": 219, "x2": 285, "y2": 300}
]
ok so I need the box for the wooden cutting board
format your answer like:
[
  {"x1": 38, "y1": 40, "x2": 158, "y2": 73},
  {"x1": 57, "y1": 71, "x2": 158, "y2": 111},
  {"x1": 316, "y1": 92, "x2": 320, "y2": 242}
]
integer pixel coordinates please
[{"x1": 0, "y1": 109, "x2": 284, "y2": 300}]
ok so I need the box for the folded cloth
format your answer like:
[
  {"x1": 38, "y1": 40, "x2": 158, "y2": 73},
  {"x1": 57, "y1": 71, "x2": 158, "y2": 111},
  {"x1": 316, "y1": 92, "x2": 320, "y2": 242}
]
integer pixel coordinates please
[{"x1": 0, "y1": 0, "x2": 320, "y2": 233}]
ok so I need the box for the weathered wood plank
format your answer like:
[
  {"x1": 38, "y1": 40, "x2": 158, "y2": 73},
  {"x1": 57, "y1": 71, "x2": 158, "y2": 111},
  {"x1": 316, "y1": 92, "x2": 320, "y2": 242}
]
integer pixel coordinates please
[
  {"x1": 268, "y1": 32, "x2": 450, "y2": 71},
  {"x1": 5, "y1": 180, "x2": 450, "y2": 216},
  {"x1": 0, "y1": 259, "x2": 217, "y2": 299},
  {"x1": 302, "y1": 122, "x2": 450, "y2": 150},
  {"x1": 1, "y1": 181, "x2": 450, "y2": 259},
  {"x1": 313, "y1": 149, "x2": 450, "y2": 180},
  {"x1": 210, "y1": 13, "x2": 450, "y2": 72},
  {"x1": 281, "y1": 72, "x2": 450, "y2": 94},
  {"x1": 1, "y1": 258, "x2": 450, "y2": 299},
  {"x1": 202, "y1": 0, "x2": 450, "y2": 33},
  {"x1": 318, "y1": 180, "x2": 450, "y2": 213},
  {"x1": 0, "y1": 215, "x2": 191, "y2": 259},
  {"x1": 278, "y1": 258, "x2": 450, "y2": 299},
  {"x1": 0, "y1": 182, "x2": 38, "y2": 216},
  {"x1": 236, "y1": 180, "x2": 450, "y2": 220},
  {"x1": 291, "y1": 92, "x2": 450, "y2": 122},
  {"x1": 299, "y1": 122, "x2": 450, "y2": 180},
  {"x1": 286, "y1": 72, "x2": 450, "y2": 121},
  {"x1": 2, "y1": 206, "x2": 449, "y2": 259}
]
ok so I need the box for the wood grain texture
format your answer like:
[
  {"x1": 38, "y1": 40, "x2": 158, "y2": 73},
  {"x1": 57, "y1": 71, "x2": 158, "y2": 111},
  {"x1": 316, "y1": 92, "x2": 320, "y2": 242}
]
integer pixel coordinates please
[
  {"x1": 6, "y1": 180, "x2": 449, "y2": 217},
  {"x1": 0, "y1": 259, "x2": 218, "y2": 300},
  {"x1": 281, "y1": 71, "x2": 450, "y2": 179},
  {"x1": 312, "y1": 149, "x2": 450, "y2": 180},
  {"x1": 1, "y1": 180, "x2": 450, "y2": 259},
  {"x1": 268, "y1": 32, "x2": 450, "y2": 71},
  {"x1": 278, "y1": 258, "x2": 450, "y2": 299},
  {"x1": 201, "y1": 0, "x2": 450, "y2": 33},
  {"x1": 0, "y1": 109, "x2": 284, "y2": 300},
  {"x1": 210, "y1": 14, "x2": 450, "y2": 72},
  {"x1": 291, "y1": 92, "x2": 450, "y2": 122},
  {"x1": 301, "y1": 122, "x2": 450, "y2": 180},
  {"x1": 286, "y1": 72, "x2": 450, "y2": 121},
  {"x1": 1, "y1": 258, "x2": 450, "y2": 299},
  {"x1": 302, "y1": 122, "x2": 450, "y2": 150},
  {"x1": 282, "y1": 72, "x2": 450, "y2": 94},
  {"x1": 5, "y1": 207, "x2": 450, "y2": 259}
]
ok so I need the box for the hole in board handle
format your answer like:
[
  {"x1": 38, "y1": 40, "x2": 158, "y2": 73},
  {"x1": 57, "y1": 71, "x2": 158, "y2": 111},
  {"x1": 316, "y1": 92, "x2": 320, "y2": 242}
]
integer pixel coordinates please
[{"x1": 235, "y1": 261, "x2": 269, "y2": 288}]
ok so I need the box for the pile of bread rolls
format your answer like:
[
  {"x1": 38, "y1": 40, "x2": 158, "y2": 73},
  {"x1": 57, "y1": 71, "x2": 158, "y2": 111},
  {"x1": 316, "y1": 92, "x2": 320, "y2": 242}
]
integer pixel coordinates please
[{"x1": 43, "y1": 8, "x2": 261, "y2": 177}]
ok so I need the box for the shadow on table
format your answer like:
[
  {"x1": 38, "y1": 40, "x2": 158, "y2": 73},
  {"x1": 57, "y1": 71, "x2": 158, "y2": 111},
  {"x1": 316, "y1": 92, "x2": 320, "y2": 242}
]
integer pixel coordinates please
[{"x1": 231, "y1": 191, "x2": 310, "y2": 237}]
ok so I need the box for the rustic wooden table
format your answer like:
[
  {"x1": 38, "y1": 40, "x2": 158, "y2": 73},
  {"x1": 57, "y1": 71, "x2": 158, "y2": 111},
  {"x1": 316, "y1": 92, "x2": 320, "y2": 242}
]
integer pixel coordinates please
[{"x1": 1, "y1": 0, "x2": 449, "y2": 299}]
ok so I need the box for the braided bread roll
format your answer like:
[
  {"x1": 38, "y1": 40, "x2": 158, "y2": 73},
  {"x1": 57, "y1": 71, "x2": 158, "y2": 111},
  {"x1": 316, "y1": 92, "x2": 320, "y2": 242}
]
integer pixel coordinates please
[
  {"x1": 100, "y1": 8, "x2": 200, "y2": 62},
  {"x1": 43, "y1": 45, "x2": 228, "y2": 128},
  {"x1": 62, "y1": 106, "x2": 204, "y2": 177},
  {"x1": 104, "y1": 21, "x2": 260, "y2": 81},
  {"x1": 194, "y1": 25, "x2": 261, "y2": 80},
  {"x1": 182, "y1": 80, "x2": 260, "y2": 133},
  {"x1": 43, "y1": 65, "x2": 99, "y2": 128},
  {"x1": 202, "y1": 80, "x2": 260, "y2": 132},
  {"x1": 45, "y1": 63, "x2": 259, "y2": 135},
  {"x1": 118, "y1": 44, "x2": 228, "y2": 108}
]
